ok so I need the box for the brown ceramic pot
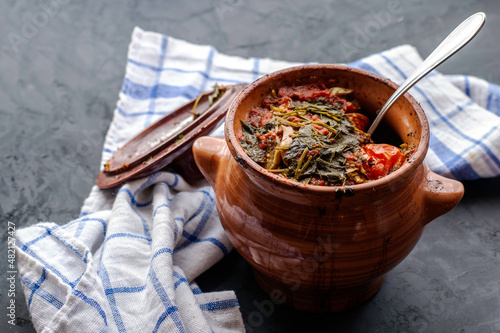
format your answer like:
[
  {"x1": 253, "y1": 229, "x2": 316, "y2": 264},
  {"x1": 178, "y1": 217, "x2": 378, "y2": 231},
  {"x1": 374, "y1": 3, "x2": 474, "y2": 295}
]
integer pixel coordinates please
[{"x1": 192, "y1": 65, "x2": 464, "y2": 312}]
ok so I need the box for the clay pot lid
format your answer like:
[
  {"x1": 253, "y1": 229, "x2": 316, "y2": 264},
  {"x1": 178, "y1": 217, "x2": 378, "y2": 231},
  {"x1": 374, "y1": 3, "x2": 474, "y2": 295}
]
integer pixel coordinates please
[{"x1": 95, "y1": 83, "x2": 246, "y2": 189}]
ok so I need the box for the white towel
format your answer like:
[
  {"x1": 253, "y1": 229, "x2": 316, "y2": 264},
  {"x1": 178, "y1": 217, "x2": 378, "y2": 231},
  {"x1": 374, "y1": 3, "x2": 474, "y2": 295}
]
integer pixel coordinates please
[{"x1": 16, "y1": 27, "x2": 500, "y2": 333}]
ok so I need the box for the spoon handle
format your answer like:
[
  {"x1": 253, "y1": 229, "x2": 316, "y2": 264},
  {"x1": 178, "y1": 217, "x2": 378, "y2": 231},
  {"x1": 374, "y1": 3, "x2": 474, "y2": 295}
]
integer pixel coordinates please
[{"x1": 366, "y1": 12, "x2": 486, "y2": 136}]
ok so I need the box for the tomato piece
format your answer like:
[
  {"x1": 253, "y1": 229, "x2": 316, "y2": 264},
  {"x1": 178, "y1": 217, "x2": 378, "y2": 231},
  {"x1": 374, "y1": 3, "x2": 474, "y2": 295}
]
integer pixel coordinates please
[
  {"x1": 361, "y1": 144, "x2": 405, "y2": 179},
  {"x1": 312, "y1": 124, "x2": 329, "y2": 135},
  {"x1": 307, "y1": 114, "x2": 321, "y2": 122},
  {"x1": 248, "y1": 107, "x2": 273, "y2": 127},
  {"x1": 278, "y1": 83, "x2": 331, "y2": 101},
  {"x1": 346, "y1": 113, "x2": 369, "y2": 131},
  {"x1": 257, "y1": 131, "x2": 277, "y2": 149},
  {"x1": 262, "y1": 95, "x2": 291, "y2": 107},
  {"x1": 343, "y1": 101, "x2": 358, "y2": 113}
]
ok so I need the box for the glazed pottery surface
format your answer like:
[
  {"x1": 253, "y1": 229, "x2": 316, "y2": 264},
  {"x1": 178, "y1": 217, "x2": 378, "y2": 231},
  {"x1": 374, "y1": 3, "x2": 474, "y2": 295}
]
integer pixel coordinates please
[{"x1": 193, "y1": 65, "x2": 464, "y2": 312}]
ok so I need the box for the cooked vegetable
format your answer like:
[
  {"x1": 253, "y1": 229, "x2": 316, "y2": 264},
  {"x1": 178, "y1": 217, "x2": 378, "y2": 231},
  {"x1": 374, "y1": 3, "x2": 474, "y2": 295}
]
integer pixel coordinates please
[
  {"x1": 239, "y1": 82, "x2": 414, "y2": 186},
  {"x1": 192, "y1": 84, "x2": 226, "y2": 120}
]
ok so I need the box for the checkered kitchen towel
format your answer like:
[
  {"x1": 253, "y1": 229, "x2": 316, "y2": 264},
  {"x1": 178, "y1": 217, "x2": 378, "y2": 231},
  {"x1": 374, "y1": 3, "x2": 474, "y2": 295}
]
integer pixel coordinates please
[{"x1": 16, "y1": 27, "x2": 500, "y2": 332}]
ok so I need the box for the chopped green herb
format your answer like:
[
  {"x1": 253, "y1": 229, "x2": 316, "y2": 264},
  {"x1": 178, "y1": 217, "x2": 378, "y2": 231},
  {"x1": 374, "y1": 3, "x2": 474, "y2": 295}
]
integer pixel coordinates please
[{"x1": 239, "y1": 83, "x2": 409, "y2": 186}]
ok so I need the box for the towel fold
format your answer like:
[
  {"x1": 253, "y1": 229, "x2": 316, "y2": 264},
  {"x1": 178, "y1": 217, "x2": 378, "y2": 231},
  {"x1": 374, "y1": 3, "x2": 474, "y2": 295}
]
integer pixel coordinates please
[{"x1": 16, "y1": 27, "x2": 500, "y2": 333}]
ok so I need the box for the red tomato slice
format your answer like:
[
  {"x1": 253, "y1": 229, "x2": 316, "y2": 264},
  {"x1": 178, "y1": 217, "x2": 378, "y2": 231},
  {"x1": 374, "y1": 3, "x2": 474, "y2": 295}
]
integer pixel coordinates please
[
  {"x1": 343, "y1": 101, "x2": 358, "y2": 113},
  {"x1": 346, "y1": 113, "x2": 369, "y2": 131},
  {"x1": 361, "y1": 144, "x2": 405, "y2": 179},
  {"x1": 248, "y1": 107, "x2": 273, "y2": 127}
]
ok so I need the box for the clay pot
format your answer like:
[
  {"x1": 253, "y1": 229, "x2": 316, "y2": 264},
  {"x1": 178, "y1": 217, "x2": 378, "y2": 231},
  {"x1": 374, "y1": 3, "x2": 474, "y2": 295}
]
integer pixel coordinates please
[{"x1": 192, "y1": 65, "x2": 464, "y2": 312}]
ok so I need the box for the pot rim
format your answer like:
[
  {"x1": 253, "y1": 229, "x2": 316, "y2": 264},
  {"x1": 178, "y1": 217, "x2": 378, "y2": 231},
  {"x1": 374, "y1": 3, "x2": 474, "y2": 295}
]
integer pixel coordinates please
[{"x1": 225, "y1": 64, "x2": 430, "y2": 193}]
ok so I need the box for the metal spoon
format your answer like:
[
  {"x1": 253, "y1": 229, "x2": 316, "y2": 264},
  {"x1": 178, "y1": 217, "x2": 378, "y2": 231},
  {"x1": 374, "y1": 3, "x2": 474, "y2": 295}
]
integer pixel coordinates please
[{"x1": 366, "y1": 12, "x2": 486, "y2": 136}]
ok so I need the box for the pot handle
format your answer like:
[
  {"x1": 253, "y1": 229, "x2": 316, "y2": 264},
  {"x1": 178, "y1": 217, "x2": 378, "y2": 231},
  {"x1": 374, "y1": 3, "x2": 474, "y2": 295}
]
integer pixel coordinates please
[
  {"x1": 192, "y1": 136, "x2": 229, "y2": 187},
  {"x1": 420, "y1": 166, "x2": 464, "y2": 225}
]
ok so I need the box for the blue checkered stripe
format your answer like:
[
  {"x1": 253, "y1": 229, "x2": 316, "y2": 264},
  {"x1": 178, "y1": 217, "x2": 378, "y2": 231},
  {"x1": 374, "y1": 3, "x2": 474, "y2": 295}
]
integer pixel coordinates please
[{"x1": 17, "y1": 172, "x2": 241, "y2": 332}]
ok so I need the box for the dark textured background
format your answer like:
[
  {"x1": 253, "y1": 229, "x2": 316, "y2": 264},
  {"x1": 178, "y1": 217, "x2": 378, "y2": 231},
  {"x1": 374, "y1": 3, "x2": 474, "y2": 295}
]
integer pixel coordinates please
[{"x1": 1, "y1": 0, "x2": 499, "y2": 332}]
